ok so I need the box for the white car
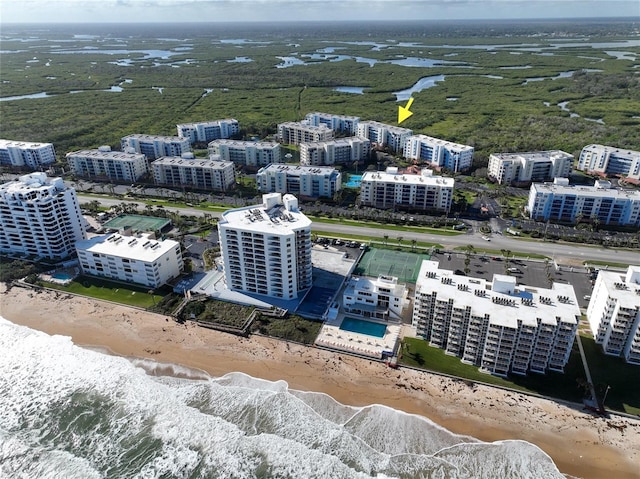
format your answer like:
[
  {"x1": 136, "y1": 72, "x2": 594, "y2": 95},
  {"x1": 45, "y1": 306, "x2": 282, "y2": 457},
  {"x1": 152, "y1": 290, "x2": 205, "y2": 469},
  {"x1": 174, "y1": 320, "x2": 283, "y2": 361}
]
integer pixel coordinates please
[{"x1": 482, "y1": 236, "x2": 491, "y2": 241}]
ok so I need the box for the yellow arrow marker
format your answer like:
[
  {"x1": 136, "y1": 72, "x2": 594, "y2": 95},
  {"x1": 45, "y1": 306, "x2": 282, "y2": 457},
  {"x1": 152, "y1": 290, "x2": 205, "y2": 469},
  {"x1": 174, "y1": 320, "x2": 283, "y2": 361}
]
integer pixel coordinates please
[{"x1": 398, "y1": 97, "x2": 414, "y2": 124}]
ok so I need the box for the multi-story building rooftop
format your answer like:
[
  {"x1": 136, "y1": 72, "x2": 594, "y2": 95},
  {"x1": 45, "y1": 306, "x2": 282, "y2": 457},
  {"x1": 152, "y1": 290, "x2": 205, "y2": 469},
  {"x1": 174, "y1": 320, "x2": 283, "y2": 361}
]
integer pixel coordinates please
[
  {"x1": 299, "y1": 137, "x2": 370, "y2": 167},
  {"x1": 578, "y1": 144, "x2": 640, "y2": 181},
  {"x1": 256, "y1": 164, "x2": 341, "y2": 199},
  {"x1": 121, "y1": 134, "x2": 191, "y2": 161},
  {"x1": 304, "y1": 112, "x2": 360, "y2": 135},
  {"x1": 151, "y1": 155, "x2": 236, "y2": 191},
  {"x1": 404, "y1": 135, "x2": 474, "y2": 173},
  {"x1": 218, "y1": 193, "x2": 312, "y2": 300},
  {"x1": 66, "y1": 146, "x2": 149, "y2": 182},
  {"x1": 527, "y1": 178, "x2": 640, "y2": 226},
  {"x1": 0, "y1": 173, "x2": 86, "y2": 260},
  {"x1": 359, "y1": 167, "x2": 454, "y2": 213},
  {"x1": 177, "y1": 119, "x2": 239, "y2": 144},
  {"x1": 488, "y1": 150, "x2": 573, "y2": 185},
  {"x1": 76, "y1": 232, "x2": 183, "y2": 289},
  {"x1": 356, "y1": 121, "x2": 412, "y2": 154},
  {"x1": 413, "y1": 260, "x2": 580, "y2": 376},
  {"x1": 277, "y1": 122, "x2": 334, "y2": 145},
  {"x1": 587, "y1": 266, "x2": 640, "y2": 365},
  {"x1": 0, "y1": 139, "x2": 56, "y2": 170},
  {"x1": 343, "y1": 275, "x2": 410, "y2": 322},
  {"x1": 208, "y1": 139, "x2": 281, "y2": 167}
]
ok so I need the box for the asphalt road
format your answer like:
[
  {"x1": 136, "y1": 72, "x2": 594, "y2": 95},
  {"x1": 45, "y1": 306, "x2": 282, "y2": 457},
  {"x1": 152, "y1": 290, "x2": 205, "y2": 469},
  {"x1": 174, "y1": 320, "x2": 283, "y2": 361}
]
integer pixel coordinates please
[{"x1": 84, "y1": 195, "x2": 639, "y2": 266}]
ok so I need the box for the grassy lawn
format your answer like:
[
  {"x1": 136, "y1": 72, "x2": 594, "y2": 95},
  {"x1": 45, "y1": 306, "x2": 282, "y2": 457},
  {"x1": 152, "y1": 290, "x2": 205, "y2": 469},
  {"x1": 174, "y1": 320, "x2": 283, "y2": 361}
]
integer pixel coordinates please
[
  {"x1": 580, "y1": 334, "x2": 640, "y2": 416},
  {"x1": 181, "y1": 299, "x2": 254, "y2": 328},
  {"x1": 401, "y1": 337, "x2": 590, "y2": 404},
  {"x1": 310, "y1": 216, "x2": 465, "y2": 236},
  {"x1": 41, "y1": 275, "x2": 164, "y2": 308}
]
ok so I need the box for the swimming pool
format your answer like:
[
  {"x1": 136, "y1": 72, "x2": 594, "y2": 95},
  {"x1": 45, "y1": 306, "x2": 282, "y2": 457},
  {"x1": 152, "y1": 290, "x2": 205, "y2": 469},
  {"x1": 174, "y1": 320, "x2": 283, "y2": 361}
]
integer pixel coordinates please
[
  {"x1": 52, "y1": 272, "x2": 75, "y2": 281},
  {"x1": 344, "y1": 174, "x2": 362, "y2": 188},
  {"x1": 340, "y1": 317, "x2": 387, "y2": 338}
]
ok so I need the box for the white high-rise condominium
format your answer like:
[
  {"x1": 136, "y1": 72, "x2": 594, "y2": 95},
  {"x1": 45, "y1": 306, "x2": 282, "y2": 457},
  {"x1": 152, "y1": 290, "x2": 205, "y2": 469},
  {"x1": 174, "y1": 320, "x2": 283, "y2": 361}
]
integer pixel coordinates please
[
  {"x1": 413, "y1": 260, "x2": 580, "y2": 376},
  {"x1": 177, "y1": 119, "x2": 239, "y2": 144},
  {"x1": 0, "y1": 139, "x2": 56, "y2": 170},
  {"x1": 256, "y1": 164, "x2": 341, "y2": 199},
  {"x1": 0, "y1": 173, "x2": 86, "y2": 260},
  {"x1": 66, "y1": 146, "x2": 148, "y2": 182},
  {"x1": 76, "y1": 232, "x2": 184, "y2": 289},
  {"x1": 404, "y1": 135, "x2": 474, "y2": 173},
  {"x1": 578, "y1": 144, "x2": 640, "y2": 181},
  {"x1": 299, "y1": 137, "x2": 370, "y2": 166},
  {"x1": 304, "y1": 112, "x2": 360, "y2": 135},
  {"x1": 587, "y1": 266, "x2": 640, "y2": 365},
  {"x1": 488, "y1": 150, "x2": 573, "y2": 185},
  {"x1": 151, "y1": 155, "x2": 236, "y2": 191},
  {"x1": 218, "y1": 193, "x2": 312, "y2": 300},
  {"x1": 121, "y1": 134, "x2": 191, "y2": 161},
  {"x1": 277, "y1": 122, "x2": 334, "y2": 145},
  {"x1": 208, "y1": 139, "x2": 281, "y2": 167},
  {"x1": 356, "y1": 121, "x2": 412, "y2": 154}
]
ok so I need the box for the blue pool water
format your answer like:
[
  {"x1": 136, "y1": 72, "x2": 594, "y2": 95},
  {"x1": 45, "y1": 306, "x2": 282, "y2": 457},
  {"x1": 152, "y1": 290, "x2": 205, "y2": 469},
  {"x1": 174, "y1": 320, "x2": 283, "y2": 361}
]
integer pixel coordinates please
[
  {"x1": 344, "y1": 174, "x2": 362, "y2": 188},
  {"x1": 340, "y1": 317, "x2": 386, "y2": 338},
  {"x1": 52, "y1": 272, "x2": 74, "y2": 281}
]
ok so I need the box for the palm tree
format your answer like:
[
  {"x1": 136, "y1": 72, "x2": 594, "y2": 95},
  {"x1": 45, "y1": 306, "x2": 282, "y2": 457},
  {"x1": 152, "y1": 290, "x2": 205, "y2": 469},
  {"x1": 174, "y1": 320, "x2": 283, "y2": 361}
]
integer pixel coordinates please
[
  {"x1": 411, "y1": 239, "x2": 417, "y2": 252},
  {"x1": 383, "y1": 234, "x2": 389, "y2": 246},
  {"x1": 396, "y1": 236, "x2": 403, "y2": 248}
]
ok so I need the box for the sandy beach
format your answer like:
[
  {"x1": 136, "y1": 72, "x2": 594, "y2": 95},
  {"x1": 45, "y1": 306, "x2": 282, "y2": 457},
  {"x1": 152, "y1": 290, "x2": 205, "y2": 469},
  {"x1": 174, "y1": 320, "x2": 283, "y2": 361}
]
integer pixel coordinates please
[{"x1": 1, "y1": 283, "x2": 638, "y2": 479}]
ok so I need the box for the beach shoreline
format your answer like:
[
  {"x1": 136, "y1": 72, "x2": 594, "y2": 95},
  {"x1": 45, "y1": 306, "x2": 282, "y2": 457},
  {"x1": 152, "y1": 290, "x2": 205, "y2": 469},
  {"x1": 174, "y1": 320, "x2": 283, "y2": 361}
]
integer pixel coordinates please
[{"x1": 2, "y1": 283, "x2": 639, "y2": 479}]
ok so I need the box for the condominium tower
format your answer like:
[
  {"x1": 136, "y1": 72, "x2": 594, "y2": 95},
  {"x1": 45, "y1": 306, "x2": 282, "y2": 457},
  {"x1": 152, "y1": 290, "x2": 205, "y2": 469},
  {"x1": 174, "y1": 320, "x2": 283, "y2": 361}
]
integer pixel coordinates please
[
  {"x1": 578, "y1": 144, "x2": 640, "y2": 181},
  {"x1": 76, "y1": 232, "x2": 184, "y2": 288},
  {"x1": 66, "y1": 146, "x2": 148, "y2": 182},
  {"x1": 488, "y1": 150, "x2": 573, "y2": 185},
  {"x1": 277, "y1": 122, "x2": 334, "y2": 145},
  {"x1": 527, "y1": 178, "x2": 640, "y2": 226},
  {"x1": 587, "y1": 266, "x2": 640, "y2": 365},
  {"x1": 356, "y1": 121, "x2": 412, "y2": 154},
  {"x1": 299, "y1": 137, "x2": 371, "y2": 166},
  {"x1": 177, "y1": 119, "x2": 239, "y2": 144},
  {"x1": 218, "y1": 193, "x2": 312, "y2": 300},
  {"x1": 121, "y1": 134, "x2": 191, "y2": 160},
  {"x1": 208, "y1": 139, "x2": 282, "y2": 167},
  {"x1": 0, "y1": 173, "x2": 86, "y2": 260},
  {"x1": 256, "y1": 164, "x2": 341, "y2": 199},
  {"x1": 413, "y1": 260, "x2": 579, "y2": 376},
  {"x1": 151, "y1": 155, "x2": 236, "y2": 191},
  {"x1": 404, "y1": 135, "x2": 474, "y2": 173},
  {"x1": 0, "y1": 139, "x2": 56, "y2": 169},
  {"x1": 304, "y1": 112, "x2": 360, "y2": 135},
  {"x1": 359, "y1": 167, "x2": 454, "y2": 213}
]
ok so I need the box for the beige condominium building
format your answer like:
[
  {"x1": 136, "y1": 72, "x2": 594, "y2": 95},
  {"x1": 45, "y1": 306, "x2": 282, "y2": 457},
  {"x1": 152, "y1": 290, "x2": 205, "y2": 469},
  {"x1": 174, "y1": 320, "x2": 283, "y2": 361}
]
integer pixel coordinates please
[
  {"x1": 66, "y1": 146, "x2": 148, "y2": 182},
  {"x1": 151, "y1": 154, "x2": 236, "y2": 191},
  {"x1": 277, "y1": 122, "x2": 334, "y2": 145},
  {"x1": 299, "y1": 137, "x2": 371, "y2": 167},
  {"x1": 208, "y1": 139, "x2": 281, "y2": 167},
  {"x1": 488, "y1": 150, "x2": 573, "y2": 185}
]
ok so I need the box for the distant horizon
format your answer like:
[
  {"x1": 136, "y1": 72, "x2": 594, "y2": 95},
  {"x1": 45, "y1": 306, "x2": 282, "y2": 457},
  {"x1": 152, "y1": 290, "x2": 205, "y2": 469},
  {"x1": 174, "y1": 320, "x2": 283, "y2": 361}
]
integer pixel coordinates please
[{"x1": 2, "y1": 0, "x2": 639, "y2": 25}]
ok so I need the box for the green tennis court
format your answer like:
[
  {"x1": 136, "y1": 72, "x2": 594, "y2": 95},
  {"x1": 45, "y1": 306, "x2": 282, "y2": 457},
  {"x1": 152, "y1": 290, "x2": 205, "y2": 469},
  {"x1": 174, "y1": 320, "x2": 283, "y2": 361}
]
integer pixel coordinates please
[
  {"x1": 354, "y1": 248, "x2": 431, "y2": 283},
  {"x1": 103, "y1": 214, "x2": 171, "y2": 233}
]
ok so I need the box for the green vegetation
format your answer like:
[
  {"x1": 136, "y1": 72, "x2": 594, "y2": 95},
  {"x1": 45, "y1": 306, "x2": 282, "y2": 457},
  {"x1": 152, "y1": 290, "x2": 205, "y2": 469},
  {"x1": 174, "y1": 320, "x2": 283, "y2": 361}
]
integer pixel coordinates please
[
  {"x1": 40, "y1": 275, "x2": 165, "y2": 308},
  {"x1": 401, "y1": 337, "x2": 591, "y2": 404},
  {"x1": 310, "y1": 217, "x2": 464, "y2": 236},
  {"x1": 0, "y1": 258, "x2": 49, "y2": 283},
  {"x1": 250, "y1": 313, "x2": 322, "y2": 344},
  {"x1": 181, "y1": 299, "x2": 254, "y2": 329}
]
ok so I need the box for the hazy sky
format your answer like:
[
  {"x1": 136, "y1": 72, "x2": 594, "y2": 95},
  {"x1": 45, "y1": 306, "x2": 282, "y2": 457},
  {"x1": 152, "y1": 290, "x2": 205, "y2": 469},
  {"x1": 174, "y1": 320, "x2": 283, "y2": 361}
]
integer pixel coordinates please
[{"x1": 2, "y1": 0, "x2": 638, "y2": 23}]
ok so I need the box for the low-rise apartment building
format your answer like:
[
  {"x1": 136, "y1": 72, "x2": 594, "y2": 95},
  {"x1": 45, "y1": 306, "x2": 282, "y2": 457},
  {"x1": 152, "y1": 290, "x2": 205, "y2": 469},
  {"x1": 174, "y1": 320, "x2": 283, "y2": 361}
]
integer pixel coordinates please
[
  {"x1": 527, "y1": 178, "x2": 640, "y2": 226},
  {"x1": 404, "y1": 135, "x2": 474, "y2": 173},
  {"x1": 0, "y1": 173, "x2": 86, "y2": 260},
  {"x1": 304, "y1": 112, "x2": 360, "y2": 135},
  {"x1": 587, "y1": 266, "x2": 640, "y2": 365},
  {"x1": 177, "y1": 119, "x2": 239, "y2": 144},
  {"x1": 359, "y1": 167, "x2": 454, "y2": 213},
  {"x1": 256, "y1": 164, "x2": 341, "y2": 199},
  {"x1": 151, "y1": 155, "x2": 236, "y2": 191},
  {"x1": 277, "y1": 122, "x2": 334, "y2": 145},
  {"x1": 413, "y1": 260, "x2": 580, "y2": 376},
  {"x1": 356, "y1": 121, "x2": 412, "y2": 153},
  {"x1": 488, "y1": 150, "x2": 573, "y2": 185},
  {"x1": 578, "y1": 144, "x2": 640, "y2": 181},
  {"x1": 218, "y1": 193, "x2": 312, "y2": 300},
  {"x1": 76, "y1": 232, "x2": 183, "y2": 288},
  {"x1": 121, "y1": 134, "x2": 191, "y2": 161},
  {"x1": 66, "y1": 146, "x2": 149, "y2": 182},
  {"x1": 299, "y1": 137, "x2": 371, "y2": 166},
  {"x1": 343, "y1": 275, "x2": 410, "y2": 321},
  {"x1": 0, "y1": 139, "x2": 56, "y2": 169},
  {"x1": 208, "y1": 139, "x2": 281, "y2": 167}
]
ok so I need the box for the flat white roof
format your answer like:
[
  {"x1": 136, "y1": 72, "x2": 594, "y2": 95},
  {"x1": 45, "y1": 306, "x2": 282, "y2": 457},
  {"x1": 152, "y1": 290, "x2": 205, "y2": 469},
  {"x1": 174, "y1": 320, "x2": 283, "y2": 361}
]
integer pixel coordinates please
[
  {"x1": 177, "y1": 119, "x2": 237, "y2": 127},
  {"x1": 582, "y1": 144, "x2": 640, "y2": 157},
  {"x1": 0, "y1": 173, "x2": 64, "y2": 195},
  {"x1": 0, "y1": 139, "x2": 53, "y2": 149},
  {"x1": 208, "y1": 139, "x2": 278, "y2": 148},
  {"x1": 152, "y1": 156, "x2": 234, "y2": 169},
  {"x1": 66, "y1": 149, "x2": 146, "y2": 161},
  {"x1": 122, "y1": 134, "x2": 186, "y2": 142},
  {"x1": 220, "y1": 196, "x2": 311, "y2": 234},
  {"x1": 531, "y1": 182, "x2": 640, "y2": 199},
  {"x1": 76, "y1": 232, "x2": 179, "y2": 263},
  {"x1": 361, "y1": 169, "x2": 454, "y2": 187},
  {"x1": 301, "y1": 137, "x2": 369, "y2": 148},
  {"x1": 359, "y1": 120, "x2": 412, "y2": 134},
  {"x1": 416, "y1": 260, "x2": 580, "y2": 328},
  {"x1": 491, "y1": 150, "x2": 572, "y2": 161},
  {"x1": 409, "y1": 134, "x2": 474, "y2": 151},
  {"x1": 595, "y1": 267, "x2": 640, "y2": 308},
  {"x1": 259, "y1": 164, "x2": 338, "y2": 176}
]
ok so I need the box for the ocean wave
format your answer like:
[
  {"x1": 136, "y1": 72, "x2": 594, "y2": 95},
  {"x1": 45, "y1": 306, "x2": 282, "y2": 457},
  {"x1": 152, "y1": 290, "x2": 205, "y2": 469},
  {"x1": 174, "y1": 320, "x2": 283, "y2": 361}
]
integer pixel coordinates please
[{"x1": 0, "y1": 316, "x2": 565, "y2": 478}]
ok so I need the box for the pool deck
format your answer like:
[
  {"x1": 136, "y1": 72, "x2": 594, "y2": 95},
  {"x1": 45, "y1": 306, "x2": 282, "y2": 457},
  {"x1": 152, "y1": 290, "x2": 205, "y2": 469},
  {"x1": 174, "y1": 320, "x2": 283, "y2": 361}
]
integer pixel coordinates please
[{"x1": 315, "y1": 315, "x2": 401, "y2": 359}]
